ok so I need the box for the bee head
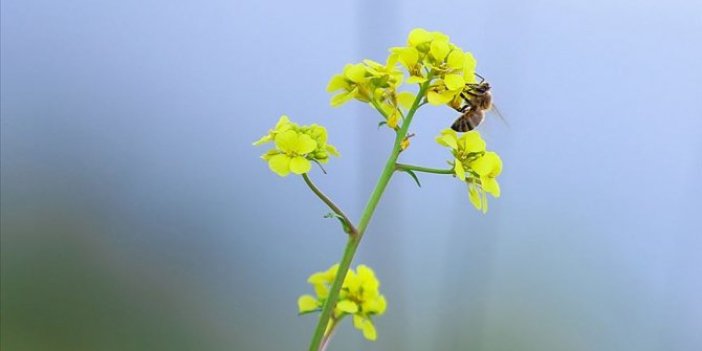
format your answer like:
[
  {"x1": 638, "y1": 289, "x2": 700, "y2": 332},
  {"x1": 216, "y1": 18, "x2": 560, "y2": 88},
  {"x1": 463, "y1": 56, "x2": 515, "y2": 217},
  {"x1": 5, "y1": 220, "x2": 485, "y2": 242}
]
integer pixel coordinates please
[{"x1": 475, "y1": 82, "x2": 490, "y2": 93}]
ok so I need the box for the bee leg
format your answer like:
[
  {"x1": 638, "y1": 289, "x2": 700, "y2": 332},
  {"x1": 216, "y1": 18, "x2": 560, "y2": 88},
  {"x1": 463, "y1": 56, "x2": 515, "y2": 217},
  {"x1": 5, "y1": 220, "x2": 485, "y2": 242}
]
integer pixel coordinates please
[
  {"x1": 450, "y1": 103, "x2": 468, "y2": 113},
  {"x1": 462, "y1": 90, "x2": 483, "y2": 98},
  {"x1": 460, "y1": 91, "x2": 479, "y2": 102}
]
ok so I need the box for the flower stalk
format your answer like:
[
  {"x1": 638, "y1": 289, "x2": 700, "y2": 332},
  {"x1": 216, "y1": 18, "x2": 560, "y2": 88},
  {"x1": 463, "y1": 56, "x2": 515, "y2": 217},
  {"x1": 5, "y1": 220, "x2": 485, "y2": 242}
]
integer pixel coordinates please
[
  {"x1": 302, "y1": 173, "x2": 357, "y2": 235},
  {"x1": 395, "y1": 163, "x2": 454, "y2": 175},
  {"x1": 307, "y1": 81, "x2": 430, "y2": 351}
]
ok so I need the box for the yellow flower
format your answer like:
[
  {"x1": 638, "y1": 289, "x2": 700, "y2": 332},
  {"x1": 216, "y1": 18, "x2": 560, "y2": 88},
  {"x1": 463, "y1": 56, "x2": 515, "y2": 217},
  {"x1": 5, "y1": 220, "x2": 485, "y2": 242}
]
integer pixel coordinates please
[
  {"x1": 328, "y1": 57, "x2": 410, "y2": 131},
  {"x1": 389, "y1": 46, "x2": 425, "y2": 83},
  {"x1": 254, "y1": 116, "x2": 339, "y2": 177},
  {"x1": 252, "y1": 115, "x2": 294, "y2": 146},
  {"x1": 265, "y1": 130, "x2": 317, "y2": 176},
  {"x1": 307, "y1": 263, "x2": 339, "y2": 298},
  {"x1": 298, "y1": 264, "x2": 386, "y2": 341},
  {"x1": 427, "y1": 78, "x2": 462, "y2": 105},
  {"x1": 327, "y1": 63, "x2": 369, "y2": 106},
  {"x1": 471, "y1": 151, "x2": 502, "y2": 197},
  {"x1": 400, "y1": 136, "x2": 411, "y2": 151},
  {"x1": 327, "y1": 29, "x2": 481, "y2": 131},
  {"x1": 388, "y1": 29, "x2": 453, "y2": 84},
  {"x1": 435, "y1": 129, "x2": 502, "y2": 212},
  {"x1": 298, "y1": 295, "x2": 319, "y2": 313},
  {"x1": 327, "y1": 59, "x2": 403, "y2": 108},
  {"x1": 389, "y1": 28, "x2": 481, "y2": 110}
]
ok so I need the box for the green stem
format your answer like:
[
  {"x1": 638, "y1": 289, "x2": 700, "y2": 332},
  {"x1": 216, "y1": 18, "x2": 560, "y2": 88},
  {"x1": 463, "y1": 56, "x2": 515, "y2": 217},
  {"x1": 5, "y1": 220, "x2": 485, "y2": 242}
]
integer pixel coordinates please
[
  {"x1": 395, "y1": 163, "x2": 454, "y2": 175},
  {"x1": 370, "y1": 99, "x2": 389, "y2": 120},
  {"x1": 302, "y1": 173, "x2": 358, "y2": 235},
  {"x1": 319, "y1": 317, "x2": 341, "y2": 351},
  {"x1": 307, "y1": 80, "x2": 431, "y2": 351}
]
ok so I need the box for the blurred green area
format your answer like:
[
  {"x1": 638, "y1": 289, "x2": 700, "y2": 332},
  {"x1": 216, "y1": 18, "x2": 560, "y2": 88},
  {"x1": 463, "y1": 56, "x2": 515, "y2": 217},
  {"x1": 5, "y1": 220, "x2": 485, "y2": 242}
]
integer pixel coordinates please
[{"x1": 1, "y1": 207, "x2": 211, "y2": 351}]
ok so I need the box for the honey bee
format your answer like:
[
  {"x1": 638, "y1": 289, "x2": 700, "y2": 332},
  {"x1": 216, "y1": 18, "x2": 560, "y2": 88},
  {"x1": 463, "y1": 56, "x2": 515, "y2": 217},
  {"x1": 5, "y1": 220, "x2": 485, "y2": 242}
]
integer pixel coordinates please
[{"x1": 450, "y1": 74, "x2": 502, "y2": 132}]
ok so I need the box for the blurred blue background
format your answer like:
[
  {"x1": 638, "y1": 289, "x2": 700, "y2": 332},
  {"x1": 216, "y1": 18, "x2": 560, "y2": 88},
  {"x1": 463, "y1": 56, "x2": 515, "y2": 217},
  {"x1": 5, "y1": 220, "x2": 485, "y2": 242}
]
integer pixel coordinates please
[{"x1": 2, "y1": 0, "x2": 701, "y2": 350}]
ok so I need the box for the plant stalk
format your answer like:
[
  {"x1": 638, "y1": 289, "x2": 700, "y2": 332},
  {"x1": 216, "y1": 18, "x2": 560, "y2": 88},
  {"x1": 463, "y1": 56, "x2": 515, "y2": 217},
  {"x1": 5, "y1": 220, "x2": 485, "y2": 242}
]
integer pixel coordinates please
[
  {"x1": 395, "y1": 163, "x2": 454, "y2": 175},
  {"x1": 307, "y1": 81, "x2": 431, "y2": 351},
  {"x1": 302, "y1": 173, "x2": 358, "y2": 235}
]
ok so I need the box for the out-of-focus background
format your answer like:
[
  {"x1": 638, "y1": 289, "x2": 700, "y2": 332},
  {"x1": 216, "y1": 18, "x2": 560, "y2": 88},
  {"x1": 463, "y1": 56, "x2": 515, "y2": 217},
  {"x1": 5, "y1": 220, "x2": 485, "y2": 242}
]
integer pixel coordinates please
[{"x1": 2, "y1": 0, "x2": 701, "y2": 350}]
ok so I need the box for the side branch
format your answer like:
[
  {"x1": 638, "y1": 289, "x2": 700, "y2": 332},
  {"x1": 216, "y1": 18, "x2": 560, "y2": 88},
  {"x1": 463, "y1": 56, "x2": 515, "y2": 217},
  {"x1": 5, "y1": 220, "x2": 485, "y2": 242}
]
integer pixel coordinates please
[
  {"x1": 302, "y1": 173, "x2": 358, "y2": 236},
  {"x1": 395, "y1": 163, "x2": 454, "y2": 175}
]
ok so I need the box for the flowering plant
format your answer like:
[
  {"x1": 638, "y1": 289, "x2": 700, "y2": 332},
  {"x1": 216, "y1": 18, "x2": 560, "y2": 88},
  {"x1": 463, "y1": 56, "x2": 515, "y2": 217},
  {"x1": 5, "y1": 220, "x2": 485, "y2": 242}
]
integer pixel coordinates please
[{"x1": 254, "y1": 28, "x2": 503, "y2": 350}]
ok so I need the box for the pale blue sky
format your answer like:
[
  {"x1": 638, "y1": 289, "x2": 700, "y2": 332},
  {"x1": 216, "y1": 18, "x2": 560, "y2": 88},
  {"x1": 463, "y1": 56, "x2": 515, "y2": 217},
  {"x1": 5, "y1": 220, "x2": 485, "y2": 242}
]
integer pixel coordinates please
[{"x1": 2, "y1": 1, "x2": 701, "y2": 350}]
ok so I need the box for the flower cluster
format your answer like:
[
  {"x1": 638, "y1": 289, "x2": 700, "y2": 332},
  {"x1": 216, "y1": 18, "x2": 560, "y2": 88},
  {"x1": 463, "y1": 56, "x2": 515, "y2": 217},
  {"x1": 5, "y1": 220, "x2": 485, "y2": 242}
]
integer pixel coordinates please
[
  {"x1": 298, "y1": 264, "x2": 387, "y2": 341},
  {"x1": 326, "y1": 28, "x2": 481, "y2": 131},
  {"x1": 436, "y1": 129, "x2": 502, "y2": 212},
  {"x1": 253, "y1": 115, "x2": 339, "y2": 177},
  {"x1": 327, "y1": 59, "x2": 416, "y2": 129},
  {"x1": 390, "y1": 28, "x2": 478, "y2": 107}
]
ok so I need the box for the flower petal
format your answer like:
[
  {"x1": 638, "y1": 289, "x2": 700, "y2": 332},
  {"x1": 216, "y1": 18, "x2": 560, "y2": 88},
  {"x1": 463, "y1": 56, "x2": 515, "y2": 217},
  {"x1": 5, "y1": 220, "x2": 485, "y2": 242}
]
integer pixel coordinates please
[
  {"x1": 274, "y1": 130, "x2": 298, "y2": 152},
  {"x1": 360, "y1": 318, "x2": 377, "y2": 340},
  {"x1": 468, "y1": 185, "x2": 483, "y2": 211},
  {"x1": 293, "y1": 133, "x2": 317, "y2": 154},
  {"x1": 353, "y1": 314, "x2": 364, "y2": 328},
  {"x1": 444, "y1": 74, "x2": 465, "y2": 91},
  {"x1": 375, "y1": 295, "x2": 387, "y2": 314},
  {"x1": 430, "y1": 40, "x2": 450, "y2": 61},
  {"x1": 357, "y1": 265, "x2": 376, "y2": 281},
  {"x1": 289, "y1": 156, "x2": 312, "y2": 174},
  {"x1": 268, "y1": 154, "x2": 291, "y2": 177},
  {"x1": 435, "y1": 129, "x2": 458, "y2": 149},
  {"x1": 343, "y1": 270, "x2": 360, "y2": 292},
  {"x1": 362, "y1": 294, "x2": 386, "y2": 315},
  {"x1": 460, "y1": 131, "x2": 486, "y2": 153},
  {"x1": 447, "y1": 49, "x2": 465, "y2": 69},
  {"x1": 326, "y1": 74, "x2": 348, "y2": 92},
  {"x1": 463, "y1": 53, "x2": 478, "y2": 83},
  {"x1": 298, "y1": 295, "x2": 319, "y2": 313},
  {"x1": 397, "y1": 91, "x2": 416, "y2": 110},
  {"x1": 398, "y1": 47, "x2": 419, "y2": 67},
  {"x1": 326, "y1": 144, "x2": 340, "y2": 157},
  {"x1": 407, "y1": 75, "x2": 427, "y2": 84},
  {"x1": 482, "y1": 177, "x2": 501, "y2": 197},
  {"x1": 430, "y1": 31, "x2": 450, "y2": 43},
  {"x1": 484, "y1": 152, "x2": 503, "y2": 176},
  {"x1": 252, "y1": 134, "x2": 272, "y2": 146},
  {"x1": 330, "y1": 87, "x2": 358, "y2": 107},
  {"x1": 471, "y1": 152, "x2": 501, "y2": 176},
  {"x1": 408, "y1": 28, "x2": 432, "y2": 47},
  {"x1": 274, "y1": 115, "x2": 293, "y2": 130},
  {"x1": 427, "y1": 90, "x2": 455, "y2": 105},
  {"x1": 260, "y1": 149, "x2": 279, "y2": 161},
  {"x1": 344, "y1": 63, "x2": 367, "y2": 83},
  {"x1": 336, "y1": 300, "x2": 359, "y2": 314},
  {"x1": 454, "y1": 158, "x2": 465, "y2": 180}
]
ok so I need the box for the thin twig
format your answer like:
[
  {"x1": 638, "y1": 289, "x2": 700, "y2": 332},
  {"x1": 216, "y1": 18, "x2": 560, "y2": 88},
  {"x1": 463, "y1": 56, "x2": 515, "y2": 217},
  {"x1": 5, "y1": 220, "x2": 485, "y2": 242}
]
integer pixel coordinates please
[
  {"x1": 302, "y1": 173, "x2": 358, "y2": 236},
  {"x1": 395, "y1": 163, "x2": 454, "y2": 175}
]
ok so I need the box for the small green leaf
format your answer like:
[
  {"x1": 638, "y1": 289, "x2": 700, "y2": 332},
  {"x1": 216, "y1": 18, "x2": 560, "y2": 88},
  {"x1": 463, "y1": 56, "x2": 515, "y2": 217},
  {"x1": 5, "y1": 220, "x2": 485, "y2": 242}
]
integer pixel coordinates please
[
  {"x1": 311, "y1": 159, "x2": 328, "y2": 174},
  {"x1": 402, "y1": 169, "x2": 422, "y2": 187},
  {"x1": 377, "y1": 121, "x2": 387, "y2": 129},
  {"x1": 298, "y1": 308, "x2": 322, "y2": 316},
  {"x1": 324, "y1": 213, "x2": 351, "y2": 233}
]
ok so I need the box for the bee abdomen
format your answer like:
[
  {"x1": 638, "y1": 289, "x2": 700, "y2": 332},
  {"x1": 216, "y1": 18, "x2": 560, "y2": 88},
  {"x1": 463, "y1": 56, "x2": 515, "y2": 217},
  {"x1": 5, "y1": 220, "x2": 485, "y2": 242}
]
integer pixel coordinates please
[{"x1": 451, "y1": 110, "x2": 485, "y2": 132}]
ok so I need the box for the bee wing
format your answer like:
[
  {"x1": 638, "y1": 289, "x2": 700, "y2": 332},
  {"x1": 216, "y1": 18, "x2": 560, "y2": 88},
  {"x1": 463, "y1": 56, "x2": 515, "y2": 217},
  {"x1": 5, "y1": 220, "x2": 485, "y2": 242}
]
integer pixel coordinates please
[{"x1": 488, "y1": 103, "x2": 510, "y2": 129}]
